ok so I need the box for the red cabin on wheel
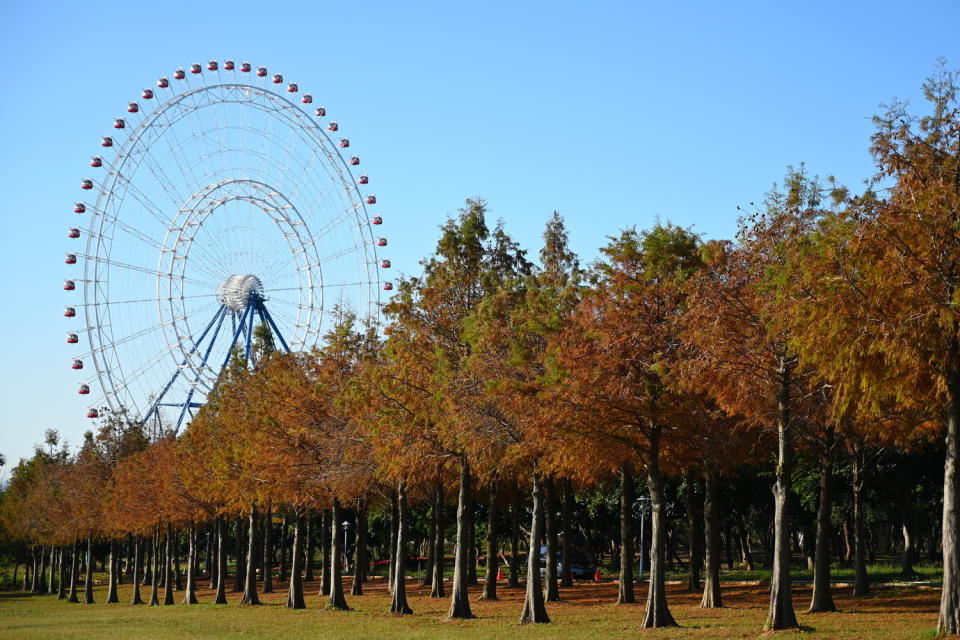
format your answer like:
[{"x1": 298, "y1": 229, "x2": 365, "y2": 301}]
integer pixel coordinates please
[
  {"x1": 349, "y1": 156, "x2": 360, "y2": 166},
  {"x1": 74, "y1": 203, "x2": 86, "y2": 213},
  {"x1": 366, "y1": 194, "x2": 376, "y2": 204},
  {"x1": 142, "y1": 88, "x2": 154, "y2": 99},
  {"x1": 90, "y1": 156, "x2": 102, "y2": 167},
  {"x1": 65, "y1": 253, "x2": 77, "y2": 264},
  {"x1": 81, "y1": 179, "x2": 93, "y2": 190},
  {"x1": 190, "y1": 63, "x2": 202, "y2": 74},
  {"x1": 157, "y1": 77, "x2": 169, "y2": 88},
  {"x1": 67, "y1": 332, "x2": 79, "y2": 343},
  {"x1": 371, "y1": 215, "x2": 382, "y2": 225},
  {"x1": 127, "y1": 102, "x2": 139, "y2": 113},
  {"x1": 64, "y1": 280, "x2": 76, "y2": 291},
  {"x1": 78, "y1": 384, "x2": 90, "y2": 395},
  {"x1": 87, "y1": 408, "x2": 99, "y2": 419},
  {"x1": 225, "y1": 60, "x2": 235, "y2": 71},
  {"x1": 377, "y1": 237, "x2": 387, "y2": 246},
  {"x1": 207, "y1": 60, "x2": 218, "y2": 71},
  {"x1": 72, "y1": 359, "x2": 84, "y2": 370},
  {"x1": 101, "y1": 137, "x2": 113, "y2": 147},
  {"x1": 241, "y1": 62, "x2": 252, "y2": 72},
  {"x1": 174, "y1": 68, "x2": 186, "y2": 80},
  {"x1": 68, "y1": 227, "x2": 80, "y2": 238},
  {"x1": 64, "y1": 307, "x2": 76, "y2": 317},
  {"x1": 315, "y1": 106, "x2": 326, "y2": 117}
]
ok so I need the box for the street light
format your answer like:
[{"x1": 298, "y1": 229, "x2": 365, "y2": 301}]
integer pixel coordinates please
[
  {"x1": 635, "y1": 494, "x2": 651, "y2": 582},
  {"x1": 341, "y1": 520, "x2": 351, "y2": 571}
]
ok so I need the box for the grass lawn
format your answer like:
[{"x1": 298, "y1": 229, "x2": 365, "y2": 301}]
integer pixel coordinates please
[{"x1": 0, "y1": 574, "x2": 942, "y2": 639}]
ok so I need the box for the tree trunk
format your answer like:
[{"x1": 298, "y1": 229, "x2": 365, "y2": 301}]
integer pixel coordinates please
[
  {"x1": 83, "y1": 533, "x2": 95, "y2": 605},
  {"x1": 320, "y1": 509, "x2": 332, "y2": 596},
  {"x1": 446, "y1": 455, "x2": 474, "y2": 619},
  {"x1": 851, "y1": 439, "x2": 870, "y2": 596},
  {"x1": 509, "y1": 484, "x2": 521, "y2": 588},
  {"x1": 424, "y1": 492, "x2": 437, "y2": 588},
  {"x1": 468, "y1": 518, "x2": 478, "y2": 586},
  {"x1": 36, "y1": 545, "x2": 46, "y2": 594},
  {"x1": 519, "y1": 471, "x2": 550, "y2": 624},
  {"x1": 234, "y1": 517, "x2": 245, "y2": 592},
  {"x1": 214, "y1": 517, "x2": 228, "y2": 605},
  {"x1": 766, "y1": 358, "x2": 799, "y2": 630},
  {"x1": 809, "y1": 431, "x2": 836, "y2": 613},
  {"x1": 242, "y1": 503, "x2": 260, "y2": 605},
  {"x1": 184, "y1": 521, "x2": 199, "y2": 604},
  {"x1": 544, "y1": 476, "x2": 560, "y2": 602},
  {"x1": 431, "y1": 474, "x2": 446, "y2": 598},
  {"x1": 686, "y1": 471, "x2": 705, "y2": 593},
  {"x1": 149, "y1": 528, "x2": 160, "y2": 605},
  {"x1": 286, "y1": 513, "x2": 306, "y2": 609},
  {"x1": 205, "y1": 526, "x2": 213, "y2": 580},
  {"x1": 352, "y1": 501, "x2": 367, "y2": 595},
  {"x1": 618, "y1": 464, "x2": 635, "y2": 604},
  {"x1": 561, "y1": 477, "x2": 574, "y2": 587},
  {"x1": 701, "y1": 469, "x2": 723, "y2": 608},
  {"x1": 263, "y1": 504, "x2": 273, "y2": 593},
  {"x1": 902, "y1": 522, "x2": 917, "y2": 578},
  {"x1": 279, "y1": 516, "x2": 288, "y2": 583},
  {"x1": 738, "y1": 524, "x2": 755, "y2": 571},
  {"x1": 28, "y1": 548, "x2": 36, "y2": 593},
  {"x1": 642, "y1": 425, "x2": 677, "y2": 628},
  {"x1": 130, "y1": 536, "x2": 144, "y2": 604},
  {"x1": 482, "y1": 477, "x2": 499, "y2": 600},
  {"x1": 57, "y1": 546, "x2": 67, "y2": 599},
  {"x1": 302, "y1": 512, "x2": 313, "y2": 584},
  {"x1": 391, "y1": 482, "x2": 413, "y2": 614},
  {"x1": 174, "y1": 531, "x2": 182, "y2": 591},
  {"x1": 328, "y1": 498, "x2": 350, "y2": 610},
  {"x1": 106, "y1": 539, "x2": 119, "y2": 603},
  {"x1": 163, "y1": 525, "x2": 175, "y2": 605},
  {"x1": 68, "y1": 540, "x2": 79, "y2": 603},
  {"x1": 388, "y1": 491, "x2": 398, "y2": 594},
  {"x1": 47, "y1": 545, "x2": 57, "y2": 595},
  {"x1": 939, "y1": 363, "x2": 960, "y2": 633}
]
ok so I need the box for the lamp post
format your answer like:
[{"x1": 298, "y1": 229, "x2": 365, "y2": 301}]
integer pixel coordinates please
[
  {"x1": 341, "y1": 520, "x2": 351, "y2": 571},
  {"x1": 636, "y1": 494, "x2": 651, "y2": 582}
]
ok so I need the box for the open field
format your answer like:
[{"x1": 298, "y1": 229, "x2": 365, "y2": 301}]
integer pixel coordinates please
[{"x1": 0, "y1": 576, "x2": 941, "y2": 640}]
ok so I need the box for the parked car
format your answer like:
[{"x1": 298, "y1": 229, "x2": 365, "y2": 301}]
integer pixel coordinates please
[{"x1": 539, "y1": 545, "x2": 595, "y2": 580}]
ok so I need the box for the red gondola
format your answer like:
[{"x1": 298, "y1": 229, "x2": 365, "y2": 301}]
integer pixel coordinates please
[
  {"x1": 383, "y1": 282, "x2": 394, "y2": 291},
  {"x1": 380, "y1": 259, "x2": 391, "y2": 268},
  {"x1": 371, "y1": 215, "x2": 382, "y2": 225},
  {"x1": 67, "y1": 332, "x2": 79, "y2": 344},
  {"x1": 64, "y1": 280, "x2": 76, "y2": 291},
  {"x1": 190, "y1": 63, "x2": 202, "y2": 74},
  {"x1": 68, "y1": 227, "x2": 80, "y2": 239},
  {"x1": 81, "y1": 179, "x2": 93, "y2": 190},
  {"x1": 90, "y1": 156, "x2": 102, "y2": 167},
  {"x1": 287, "y1": 82, "x2": 298, "y2": 93},
  {"x1": 72, "y1": 359, "x2": 84, "y2": 370},
  {"x1": 101, "y1": 136, "x2": 113, "y2": 147},
  {"x1": 327, "y1": 122, "x2": 339, "y2": 132},
  {"x1": 87, "y1": 408, "x2": 99, "y2": 419},
  {"x1": 114, "y1": 118, "x2": 126, "y2": 129},
  {"x1": 257, "y1": 66, "x2": 267, "y2": 77},
  {"x1": 225, "y1": 60, "x2": 235, "y2": 71},
  {"x1": 349, "y1": 156, "x2": 360, "y2": 165},
  {"x1": 74, "y1": 203, "x2": 86, "y2": 213},
  {"x1": 127, "y1": 102, "x2": 139, "y2": 113},
  {"x1": 65, "y1": 253, "x2": 77, "y2": 264},
  {"x1": 366, "y1": 194, "x2": 376, "y2": 204},
  {"x1": 78, "y1": 384, "x2": 90, "y2": 395},
  {"x1": 339, "y1": 138, "x2": 350, "y2": 148},
  {"x1": 64, "y1": 307, "x2": 76, "y2": 317},
  {"x1": 302, "y1": 94, "x2": 313, "y2": 104},
  {"x1": 207, "y1": 60, "x2": 218, "y2": 71},
  {"x1": 377, "y1": 237, "x2": 387, "y2": 246},
  {"x1": 315, "y1": 106, "x2": 326, "y2": 117},
  {"x1": 174, "y1": 68, "x2": 186, "y2": 80},
  {"x1": 157, "y1": 77, "x2": 169, "y2": 88},
  {"x1": 241, "y1": 62, "x2": 252, "y2": 72},
  {"x1": 272, "y1": 73, "x2": 283, "y2": 84},
  {"x1": 358, "y1": 174, "x2": 369, "y2": 184},
  {"x1": 142, "y1": 88, "x2": 154, "y2": 99}
]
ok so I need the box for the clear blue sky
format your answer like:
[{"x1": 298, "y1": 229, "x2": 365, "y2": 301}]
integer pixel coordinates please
[{"x1": 1, "y1": 0, "x2": 957, "y2": 476}]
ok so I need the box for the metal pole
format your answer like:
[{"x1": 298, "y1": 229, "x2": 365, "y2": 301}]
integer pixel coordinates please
[{"x1": 638, "y1": 500, "x2": 647, "y2": 582}]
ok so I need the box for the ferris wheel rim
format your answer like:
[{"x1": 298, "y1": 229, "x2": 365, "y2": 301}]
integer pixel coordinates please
[{"x1": 69, "y1": 61, "x2": 385, "y2": 423}]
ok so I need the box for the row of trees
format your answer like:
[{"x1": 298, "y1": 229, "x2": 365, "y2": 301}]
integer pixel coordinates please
[{"x1": 3, "y1": 65, "x2": 960, "y2": 633}]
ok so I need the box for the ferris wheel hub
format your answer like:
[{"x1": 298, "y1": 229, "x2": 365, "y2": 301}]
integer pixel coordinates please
[{"x1": 216, "y1": 274, "x2": 264, "y2": 311}]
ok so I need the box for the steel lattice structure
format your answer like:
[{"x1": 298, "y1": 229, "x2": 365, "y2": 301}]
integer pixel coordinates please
[{"x1": 64, "y1": 60, "x2": 390, "y2": 434}]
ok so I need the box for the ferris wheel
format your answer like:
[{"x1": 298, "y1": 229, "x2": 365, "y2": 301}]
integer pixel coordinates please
[{"x1": 64, "y1": 60, "x2": 391, "y2": 433}]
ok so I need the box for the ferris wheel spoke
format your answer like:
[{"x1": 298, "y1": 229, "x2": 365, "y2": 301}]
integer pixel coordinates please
[{"x1": 108, "y1": 170, "x2": 176, "y2": 228}]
